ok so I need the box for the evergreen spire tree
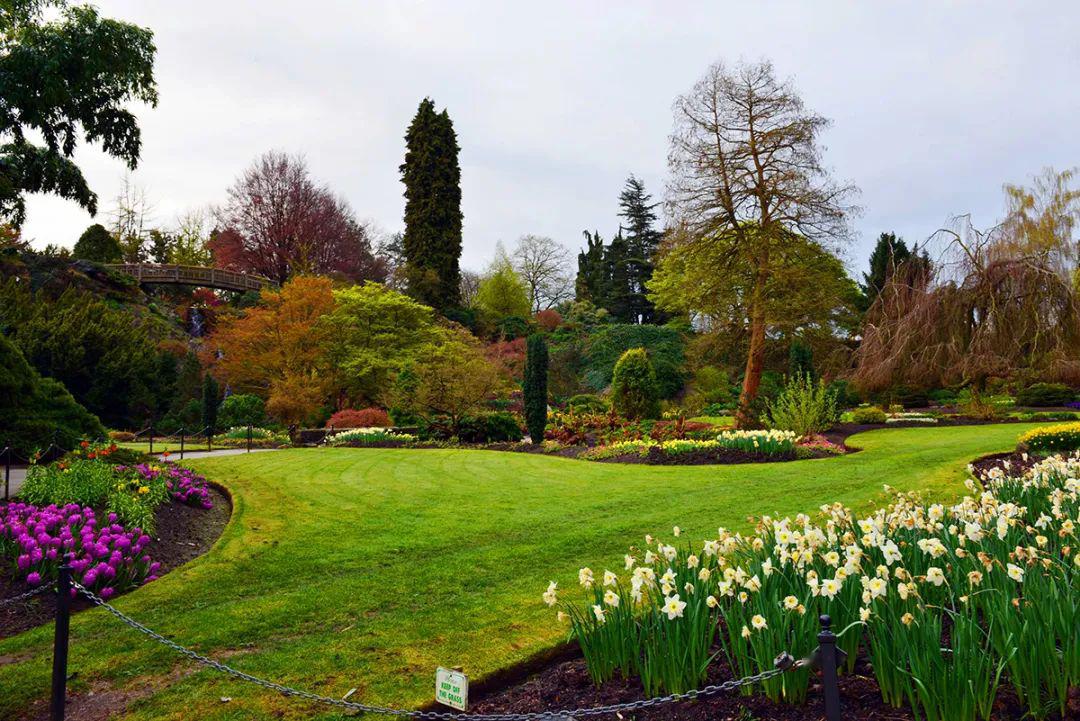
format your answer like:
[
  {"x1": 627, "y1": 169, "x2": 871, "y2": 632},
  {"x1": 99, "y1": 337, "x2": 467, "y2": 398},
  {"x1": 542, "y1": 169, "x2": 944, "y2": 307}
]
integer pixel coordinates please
[
  {"x1": 859, "y1": 232, "x2": 911, "y2": 310},
  {"x1": 604, "y1": 231, "x2": 633, "y2": 323},
  {"x1": 400, "y1": 98, "x2": 463, "y2": 311},
  {"x1": 523, "y1": 334, "x2": 549, "y2": 443},
  {"x1": 575, "y1": 230, "x2": 607, "y2": 304},
  {"x1": 618, "y1": 175, "x2": 663, "y2": 323}
]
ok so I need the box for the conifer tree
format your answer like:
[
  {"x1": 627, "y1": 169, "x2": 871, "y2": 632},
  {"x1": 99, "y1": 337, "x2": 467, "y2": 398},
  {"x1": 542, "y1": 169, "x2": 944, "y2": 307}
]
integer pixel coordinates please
[
  {"x1": 523, "y1": 334, "x2": 548, "y2": 443},
  {"x1": 72, "y1": 223, "x2": 122, "y2": 263},
  {"x1": 400, "y1": 98, "x2": 463, "y2": 311},
  {"x1": 618, "y1": 175, "x2": 663, "y2": 323},
  {"x1": 575, "y1": 230, "x2": 607, "y2": 304},
  {"x1": 201, "y1": 374, "x2": 219, "y2": 433}
]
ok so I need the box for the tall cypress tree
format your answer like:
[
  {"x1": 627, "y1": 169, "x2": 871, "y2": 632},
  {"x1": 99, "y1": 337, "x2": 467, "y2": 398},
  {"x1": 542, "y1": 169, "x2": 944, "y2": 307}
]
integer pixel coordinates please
[
  {"x1": 605, "y1": 231, "x2": 633, "y2": 323},
  {"x1": 400, "y1": 98, "x2": 463, "y2": 311},
  {"x1": 523, "y1": 334, "x2": 549, "y2": 443},
  {"x1": 618, "y1": 175, "x2": 663, "y2": 323},
  {"x1": 575, "y1": 230, "x2": 608, "y2": 304}
]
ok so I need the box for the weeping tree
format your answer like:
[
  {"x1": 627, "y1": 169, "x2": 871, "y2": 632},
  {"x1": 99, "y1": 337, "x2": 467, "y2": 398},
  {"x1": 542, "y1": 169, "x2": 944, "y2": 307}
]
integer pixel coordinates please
[{"x1": 853, "y1": 168, "x2": 1080, "y2": 395}]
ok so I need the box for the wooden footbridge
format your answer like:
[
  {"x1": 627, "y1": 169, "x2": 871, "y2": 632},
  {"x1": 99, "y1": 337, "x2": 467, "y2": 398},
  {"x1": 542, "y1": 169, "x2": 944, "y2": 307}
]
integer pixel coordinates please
[{"x1": 106, "y1": 264, "x2": 278, "y2": 293}]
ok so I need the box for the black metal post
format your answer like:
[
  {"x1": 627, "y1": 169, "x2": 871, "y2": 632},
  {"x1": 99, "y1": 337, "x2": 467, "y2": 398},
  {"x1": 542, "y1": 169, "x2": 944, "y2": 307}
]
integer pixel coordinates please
[
  {"x1": 148, "y1": 426, "x2": 154, "y2": 456},
  {"x1": 179, "y1": 428, "x2": 185, "y2": 460},
  {"x1": 206, "y1": 427, "x2": 212, "y2": 452},
  {"x1": 3, "y1": 447, "x2": 9, "y2": 501},
  {"x1": 818, "y1": 615, "x2": 843, "y2": 721},
  {"x1": 51, "y1": 564, "x2": 73, "y2": 721},
  {"x1": 246, "y1": 424, "x2": 252, "y2": 453}
]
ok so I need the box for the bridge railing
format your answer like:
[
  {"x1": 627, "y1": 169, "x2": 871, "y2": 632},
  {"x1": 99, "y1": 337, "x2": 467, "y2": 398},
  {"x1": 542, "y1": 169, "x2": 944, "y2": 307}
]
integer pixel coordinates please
[{"x1": 106, "y1": 264, "x2": 278, "y2": 292}]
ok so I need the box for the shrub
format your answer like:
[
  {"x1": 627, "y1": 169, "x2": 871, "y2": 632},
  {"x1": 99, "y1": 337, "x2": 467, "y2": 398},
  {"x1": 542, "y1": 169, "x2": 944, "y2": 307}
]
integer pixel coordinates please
[
  {"x1": 108, "y1": 430, "x2": 136, "y2": 442},
  {"x1": 827, "y1": 379, "x2": 861, "y2": 409},
  {"x1": 326, "y1": 408, "x2": 391, "y2": 429},
  {"x1": 700, "y1": 402, "x2": 732, "y2": 417},
  {"x1": 584, "y1": 324, "x2": 686, "y2": 399},
  {"x1": 890, "y1": 385, "x2": 929, "y2": 408},
  {"x1": 534, "y1": 309, "x2": 562, "y2": 331},
  {"x1": 567, "y1": 394, "x2": 608, "y2": 414},
  {"x1": 850, "y1": 406, "x2": 887, "y2": 424},
  {"x1": 456, "y1": 412, "x2": 523, "y2": 443},
  {"x1": 611, "y1": 348, "x2": 661, "y2": 420},
  {"x1": 1016, "y1": 382, "x2": 1075, "y2": 407},
  {"x1": 217, "y1": 394, "x2": 266, "y2": 429},
  {"x1": 1018, "y1": 422, "x2": 1080, "y2": 453},
  {"x1": 523, "y1": 335, "x2": 549, "y2": 443},
  {"x1": 927, "y1": 388, "x2": 958, "y2": 406},
  {"x1": 766, "y1": 373, "x2": 839, "y2": 437}
]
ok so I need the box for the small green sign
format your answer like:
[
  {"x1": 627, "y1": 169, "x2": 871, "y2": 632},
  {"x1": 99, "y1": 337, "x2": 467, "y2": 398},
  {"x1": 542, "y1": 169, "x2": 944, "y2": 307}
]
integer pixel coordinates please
[{"x1": 435, "y1": 667, "x2": 468, "y2": 711}]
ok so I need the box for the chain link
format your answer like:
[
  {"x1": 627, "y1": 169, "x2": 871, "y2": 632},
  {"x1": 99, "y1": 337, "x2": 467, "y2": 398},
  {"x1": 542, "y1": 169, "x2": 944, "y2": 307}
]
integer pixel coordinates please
[
  {"x1": 74, "y1": 581, "x2": 797, "y2": 720},
  {"x1": 0, "y1": 582, "x2": 54, "y2": 607}
]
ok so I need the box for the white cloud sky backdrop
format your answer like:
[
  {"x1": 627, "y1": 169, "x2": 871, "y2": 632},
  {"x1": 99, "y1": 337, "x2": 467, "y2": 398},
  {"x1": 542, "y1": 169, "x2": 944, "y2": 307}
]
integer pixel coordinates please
[{"x1": 20, "y1": 1, "x2": 1080, "y2": 275}]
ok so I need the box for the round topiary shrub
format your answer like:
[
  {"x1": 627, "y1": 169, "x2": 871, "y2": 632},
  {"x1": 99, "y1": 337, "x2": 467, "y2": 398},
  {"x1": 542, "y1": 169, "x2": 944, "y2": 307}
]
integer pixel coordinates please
[
  {"x1": 1016, "y1": 382, "x2": 1075, "y2": 408},
  {"x1": 851, "y1": 406, "x2": 887, "y2": 424},
  {"x1": 566, "y1": 394, "x2": 608, "y2": 414},
  {"x1": 611, "y1": 348, "x2": 660, "y2": 420},
  {"x1": 327, "y1": 408, "x2": 391, "y2": 429}
]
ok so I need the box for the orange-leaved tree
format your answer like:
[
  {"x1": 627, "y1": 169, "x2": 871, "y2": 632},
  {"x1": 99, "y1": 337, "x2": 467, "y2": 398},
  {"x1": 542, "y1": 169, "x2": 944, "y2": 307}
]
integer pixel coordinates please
[{"x1": 204, "y1": 276, "x2": 336, "y2": 426}]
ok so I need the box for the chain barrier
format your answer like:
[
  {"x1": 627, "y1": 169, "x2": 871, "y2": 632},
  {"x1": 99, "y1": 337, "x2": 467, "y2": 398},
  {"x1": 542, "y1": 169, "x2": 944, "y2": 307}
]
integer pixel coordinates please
[
  {"x1": 73, "y1": 580, "x2": 798, "y2": 720},
  {"x1": 0, "y1": 583, "x2": 54, "y2": 607}
]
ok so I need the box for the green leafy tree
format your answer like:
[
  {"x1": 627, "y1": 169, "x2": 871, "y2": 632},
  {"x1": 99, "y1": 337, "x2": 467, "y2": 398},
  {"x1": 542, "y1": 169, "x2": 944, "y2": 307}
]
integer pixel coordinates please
[
  {"x1": 523, "y1": 334, "x2": 548, "y2": 442},
  {"x1": 400, "y1": 97, "x2": 462, "y2": 310},
  {"x1": 217, "y1": 393, "x2": 266, "y2": 429},
  {"x1": 474, "y1": 252, "x2": 531, "y2": 329},
  {"x1": 323, "y1": 282, "x2": 446, "y2": 405},
  {"x1": 611, "y1": 347, "x2": 660, "y2": 420},
  {"x1": 201, "y1": 374, "x2": 219, "y2": 433},
  {"x1": 407, "y1": 330, "x2": 508, "y2": 433},
  {"x1": 0, "y1": 1, "x2": 158, "y2": 227},
  {"x1": 72, "y1": 223, "x2": 121, "y2": 263}
]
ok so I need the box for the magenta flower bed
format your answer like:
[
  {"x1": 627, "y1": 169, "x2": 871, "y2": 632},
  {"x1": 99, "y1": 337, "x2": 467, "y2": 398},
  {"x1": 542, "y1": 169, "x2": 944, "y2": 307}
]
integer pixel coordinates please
[
  {"x1": 1, "y1": 502, "x2": 159, "y2": 597},
  {"x1": 127, "y1": 463, "x2": 214, "y2": 510}
]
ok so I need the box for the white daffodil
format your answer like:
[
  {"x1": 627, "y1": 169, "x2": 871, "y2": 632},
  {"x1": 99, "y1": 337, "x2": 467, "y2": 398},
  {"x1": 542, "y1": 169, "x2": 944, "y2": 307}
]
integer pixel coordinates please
[
  {"x1": 662, "y1": 594, "x2": 687, "y2": 620},
  {"x1": 603, "y1": 570, "x2": 618, "y2": 587},
  {"x1": 542, "y1": 581, "x2": 558, "y2": 607},
  {"x1": 925, "y1": 567, "x2": 946, "y2": 586},
  {"x1": 1007, "y1": 563, "x2": 1024, "y2": 582},
  {"x1": 751, "y1": 614, "x2": 767, "y2": 630},
  {"x1": 603, "y1": 589, "x2": 620, "y2": 607}
]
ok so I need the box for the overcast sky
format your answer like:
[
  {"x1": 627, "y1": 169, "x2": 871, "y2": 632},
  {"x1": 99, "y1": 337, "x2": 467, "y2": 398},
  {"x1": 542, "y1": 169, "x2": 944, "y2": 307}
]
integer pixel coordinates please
[{"x1": 20, "y1": 1, "x2": 1080, "y2": 276}]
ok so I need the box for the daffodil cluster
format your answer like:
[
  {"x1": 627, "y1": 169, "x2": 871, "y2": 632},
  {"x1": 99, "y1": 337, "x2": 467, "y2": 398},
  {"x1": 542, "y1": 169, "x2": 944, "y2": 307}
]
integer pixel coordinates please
[{"x1": 543, "y1": 454, "x2": 1079, "y2": 719}]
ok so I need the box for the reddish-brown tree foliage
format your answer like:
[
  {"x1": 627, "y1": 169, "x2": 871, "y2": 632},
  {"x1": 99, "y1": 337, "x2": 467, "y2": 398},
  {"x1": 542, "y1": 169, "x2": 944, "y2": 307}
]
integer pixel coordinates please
[{"x1": 213, "y1": 152, "x2": 387, "y2": 284}]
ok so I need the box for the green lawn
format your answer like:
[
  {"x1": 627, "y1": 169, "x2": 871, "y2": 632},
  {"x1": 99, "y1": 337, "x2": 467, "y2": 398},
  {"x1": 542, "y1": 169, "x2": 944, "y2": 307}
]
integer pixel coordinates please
[
  {"x1": 688, "y1": 414, "x2": 735, "y2": 427},
  {"x1": 0, "y1": 424, "x2": 1042, "y2": 720}
]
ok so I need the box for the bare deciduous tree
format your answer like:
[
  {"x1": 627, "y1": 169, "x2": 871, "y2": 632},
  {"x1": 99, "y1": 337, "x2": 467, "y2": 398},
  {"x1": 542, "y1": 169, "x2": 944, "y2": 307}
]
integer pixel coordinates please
[
  {"x1": 511, "y1": 234, "x2": 573, "y2": 312},
  {"x1": 214, "y1": 151, "x2": 386, "y2": 284},
  {"x1": 109, "y1": 173, "x2": 155, "y2": 262},
  {"x1": 666, "y1": 59, "x2": 858, "y2": 426}
]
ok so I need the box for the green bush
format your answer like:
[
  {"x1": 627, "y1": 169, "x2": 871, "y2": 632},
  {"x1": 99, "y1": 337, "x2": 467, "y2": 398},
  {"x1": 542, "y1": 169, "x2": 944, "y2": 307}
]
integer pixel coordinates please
[
  {"x1": 584, "y1": 324, "x2": 685, "y2": 399},
  {"x1": 851, "y1": 406, "x2": 887, "y2": 424},
  {"x1": 0, "y1": 334, "x2": 105, "y2": 454},
  {"x1": 1016, "y1": 382, "x2": 1075, "y2": 407},
  {"x1": 611, "y1": 348, "x2": 661, "y2": 420},
  {"x1": 890, "y1": 385, "x2": 929, "y2": 409},
  {"x1": 766, "y1": 373, "x2": 839, "y2": 436},
  {"x1": 218, "y1": 394, "x2": 267, "y2": 429},
  {"x1": 566, "y1": 394, "x2": 608, "y2": 414},
  {"x1": 827, "y1": 379, "x2": 861, "y2": 409},
  {"x1": 927, "y1": 389, "x2": 959, "y2": 406},
  {"x1": 456, "y1": 412, "x2": 523, "y2": 443}
]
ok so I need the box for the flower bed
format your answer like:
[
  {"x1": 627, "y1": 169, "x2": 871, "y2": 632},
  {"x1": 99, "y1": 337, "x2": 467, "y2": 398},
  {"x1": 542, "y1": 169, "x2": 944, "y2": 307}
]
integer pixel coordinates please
[
  {"x1": 543, "y1": 455, "x2": 1079, "y2": 720},
  {"x1": 325, "y1": 428, "x2": 418, "y2": 447},
  {"x1": 1, "y1": 502, "x2": 159, "y2": 598},
  {"x1": 1018, "y1": 421, "x2": 1080, "y2": 453},
  {"x1": 576, "y1": 430, "x2": 834, "y2": 465}
]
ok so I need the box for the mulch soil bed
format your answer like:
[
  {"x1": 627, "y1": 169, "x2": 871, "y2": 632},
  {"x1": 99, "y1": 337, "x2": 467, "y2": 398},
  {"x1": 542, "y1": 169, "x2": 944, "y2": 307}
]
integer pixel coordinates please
[
  {"x1": 0, "y1": 484, "x2": 231, "y2": 640},
  {"x1": 465, "y1": 648, "x2": 1076, "y2": 721}
]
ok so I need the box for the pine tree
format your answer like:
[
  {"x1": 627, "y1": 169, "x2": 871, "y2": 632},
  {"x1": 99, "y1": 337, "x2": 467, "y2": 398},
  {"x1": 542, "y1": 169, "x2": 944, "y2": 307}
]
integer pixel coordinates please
[
  {"x1": 575, "y1": 230, "x2": 607, "y2": 303},
  {"x1": 201, "y1": 374, "x2": 219, "y2": 433},
  {"x1": 618, "y1": 175, "x2": 663, "y2": 323},
  {"x1": 400, "y1": 98, "x2": 463, "y2": 311},
  {"x1": 72, "y1": 224, "x2": 122, "y2": 263},
  {"x1": 859, "y1": 232, "x2": 911, "y2": 310},
  {"x1": 605, "y1": 231, "x2": 633, "y2": 323},
  {"x1": 523, "y1": 334, "x2": 549, "y2": 443}
]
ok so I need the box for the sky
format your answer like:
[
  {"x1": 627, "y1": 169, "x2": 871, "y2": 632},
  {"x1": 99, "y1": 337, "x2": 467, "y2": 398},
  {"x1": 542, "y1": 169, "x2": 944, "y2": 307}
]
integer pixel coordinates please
[{"x1": 19, "y1": 1, "x2": 1080, "y2": 276}]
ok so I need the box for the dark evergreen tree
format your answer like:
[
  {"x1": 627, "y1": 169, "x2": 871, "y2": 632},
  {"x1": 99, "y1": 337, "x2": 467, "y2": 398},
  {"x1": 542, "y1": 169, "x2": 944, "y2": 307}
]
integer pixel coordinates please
[
  {"x1": 604, "y1": 231, "x2": 633, "y2": 323},
  {"x1": 399, "y1": 98, "x2": 463, "y2": 311},
  {"x1": 147, "y1": 229, "x2": 173, "y2": 264},
  {"x1": 201, "y1": 373, "x2": 219, "y2": 433},
  {"x1": 523, "y1": 334, "x2": 549, "y2": 443},
  {"x1": 72, "y1": 223, "x2": 121, "y2": 263},
  {"x1": 859, "y1": 232, "x2": 911, "y2": 310},
  {"x1": 618, "y1": 175, "x2": 663, "y2": 323},
  {"x1": 787, "y1": 340, "x2": 815, "y2": 380},
  {"x1": 575, "y1": 230, "x2": 607, "y2": 303}
]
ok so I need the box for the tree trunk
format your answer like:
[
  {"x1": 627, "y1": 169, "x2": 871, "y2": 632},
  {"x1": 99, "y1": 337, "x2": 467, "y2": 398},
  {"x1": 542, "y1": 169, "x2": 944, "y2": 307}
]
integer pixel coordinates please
[{"x1": 736, "y1": 263, "x2": 769, "y2": 428}]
